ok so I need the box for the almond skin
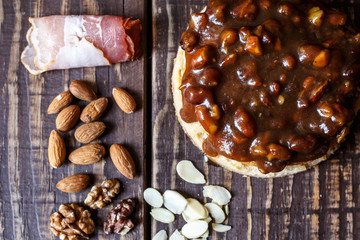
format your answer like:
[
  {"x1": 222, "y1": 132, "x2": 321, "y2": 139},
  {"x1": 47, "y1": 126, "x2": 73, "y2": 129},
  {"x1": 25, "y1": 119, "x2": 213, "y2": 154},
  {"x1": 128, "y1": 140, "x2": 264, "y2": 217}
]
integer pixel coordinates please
[
  {"x1": 112, "y1": 88, "x2": 136, "y2": 114},
  {"x1": 80, "y1": 97, "x2": 108, "y2": 123},
  {"x1": 48, "y1": 130, "x2": 66, "y2": 168},
  {"x1": 69, "y1": 144, "x2": 105, "y2": 165},
  {"x1": 47, "y1": 90, "x2": 73, "y2": 114},
  {"x1": 56, "y1": 105, "x2": 80, "y2": 132},
  {"x1": 69, "y1": 80, "x2": 97, "y2": 101},
  {"x1": 56, "y1": 174, "x2": 91, "y2": 193},
  {"x1": 74, "y1": 122, "x2": 106, "y2": 143},
  {"x1": 109, "y1": 144, "x2": 136, "y2": 179}
]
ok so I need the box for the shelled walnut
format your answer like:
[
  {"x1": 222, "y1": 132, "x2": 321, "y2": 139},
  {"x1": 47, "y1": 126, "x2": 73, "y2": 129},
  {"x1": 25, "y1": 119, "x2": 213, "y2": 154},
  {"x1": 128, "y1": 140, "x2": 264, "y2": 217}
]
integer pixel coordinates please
[
  {"x1": 84, "y1": 179, "x2": 120, "y2": 209},
  {"x1": 104, "y1": 198, "x2": 136, "y2": 235},
  {"x1": 50, "y1": 203, "x2": 95, "y2": 240}
]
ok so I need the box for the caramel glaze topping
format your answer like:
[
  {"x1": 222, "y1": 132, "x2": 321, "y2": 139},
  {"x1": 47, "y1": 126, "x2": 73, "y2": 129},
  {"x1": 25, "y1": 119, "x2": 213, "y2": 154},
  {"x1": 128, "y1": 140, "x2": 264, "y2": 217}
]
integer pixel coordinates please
[{"x1": 179, "y1": 0, "x2": 360, "y2": 174}]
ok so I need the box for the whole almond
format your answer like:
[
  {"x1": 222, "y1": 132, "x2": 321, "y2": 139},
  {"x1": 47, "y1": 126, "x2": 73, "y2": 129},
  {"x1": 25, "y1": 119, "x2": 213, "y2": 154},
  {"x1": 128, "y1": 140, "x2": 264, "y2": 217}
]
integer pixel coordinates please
[
  {"x1": 109, "y1": 144, "x2": 136, "y2": 179},
  {"x1": 56, "y1": 174, "x2": 91, "y2": 193},
  {"x1": 74, "y1": 122, "x2": 106, "y2": 143},
  {"x1": 69, "y1": 80, "x2": 97, "y2": 101},
  {"x1": 48, "y1": 130, "x2": 66, "y2": 168},
  {"x1": 56, "y1": 105, "x2": 80, "y2": 132},
  {"x1": 112, "y1": 88, "x2": 136, "y2": 114},
  {"x1": 80, "y1": 97, "x2": 108, "y2": 123},
  {"x1": 69, "y1": 144, "x2": 105, "y2": 165},
  {"x1": 47, "y1": 90, "x2": 73, "y2": 114}
]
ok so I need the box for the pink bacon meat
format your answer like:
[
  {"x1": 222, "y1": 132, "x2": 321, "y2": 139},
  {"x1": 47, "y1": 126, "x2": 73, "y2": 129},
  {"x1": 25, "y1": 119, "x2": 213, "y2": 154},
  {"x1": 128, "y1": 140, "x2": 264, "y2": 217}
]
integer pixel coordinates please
[{"x1": 21, "y1": 15, "x2": 142, "y2": 75}]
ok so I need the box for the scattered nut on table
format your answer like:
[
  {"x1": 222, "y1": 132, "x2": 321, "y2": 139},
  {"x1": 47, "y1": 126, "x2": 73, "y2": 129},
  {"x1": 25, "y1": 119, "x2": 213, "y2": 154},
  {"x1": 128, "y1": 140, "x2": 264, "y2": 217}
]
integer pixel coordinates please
[
  {"x1": 84, "y1": 179, "x2": 120, "y2": 209},
  {"x1": 104, "y1": 198, "x2": 136, "y2": 235},
  {"x1": 50, "y1": 203, "x2": 95, "y2": 240}
]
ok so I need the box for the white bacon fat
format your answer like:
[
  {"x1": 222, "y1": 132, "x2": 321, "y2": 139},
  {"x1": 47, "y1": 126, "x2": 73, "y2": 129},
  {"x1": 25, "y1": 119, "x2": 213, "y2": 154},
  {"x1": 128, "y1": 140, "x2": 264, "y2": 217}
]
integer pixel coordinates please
[{"x1": 21, "y1": 15, "x2": 142, "y2": 75}]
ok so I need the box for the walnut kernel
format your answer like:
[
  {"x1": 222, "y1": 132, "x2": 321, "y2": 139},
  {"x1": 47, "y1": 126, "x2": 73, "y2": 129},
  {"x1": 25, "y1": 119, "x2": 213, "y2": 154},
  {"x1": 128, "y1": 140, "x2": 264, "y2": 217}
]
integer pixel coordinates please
[{"x1": 84, "y1": 179, "x2": 120, "y2": 209}]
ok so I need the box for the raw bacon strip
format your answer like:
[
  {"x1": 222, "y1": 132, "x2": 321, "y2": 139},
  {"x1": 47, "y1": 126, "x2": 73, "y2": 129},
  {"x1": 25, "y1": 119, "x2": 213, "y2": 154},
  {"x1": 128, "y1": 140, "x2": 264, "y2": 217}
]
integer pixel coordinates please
[{"x1": 21, "y1": 15, "x2": 142, "y2": 75}]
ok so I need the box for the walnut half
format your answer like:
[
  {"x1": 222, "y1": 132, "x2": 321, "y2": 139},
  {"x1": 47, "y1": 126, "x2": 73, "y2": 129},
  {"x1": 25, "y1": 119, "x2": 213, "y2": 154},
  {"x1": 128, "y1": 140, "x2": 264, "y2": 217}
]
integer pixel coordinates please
[
  {"x1": 50, "y1": 203, "x2": 95, "y2": 240},
  {"x1": 104, "y1": 198, "x2": 136, "y2": 235},
  {"x1": 84, "y1": 179, "x2": 120, "y2": 209}
]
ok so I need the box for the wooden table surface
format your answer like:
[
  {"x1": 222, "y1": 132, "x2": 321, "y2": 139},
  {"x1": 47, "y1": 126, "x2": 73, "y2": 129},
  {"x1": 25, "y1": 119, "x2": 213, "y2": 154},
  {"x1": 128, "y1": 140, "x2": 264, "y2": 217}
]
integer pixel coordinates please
[{"x1": 1, "y1": 0, "x2": 360, "y2": 239}]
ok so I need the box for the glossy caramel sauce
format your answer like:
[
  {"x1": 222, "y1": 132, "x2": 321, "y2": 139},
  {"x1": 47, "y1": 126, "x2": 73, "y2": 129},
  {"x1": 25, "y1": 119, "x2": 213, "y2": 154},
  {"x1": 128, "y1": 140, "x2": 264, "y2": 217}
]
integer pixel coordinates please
[{"x1": 179, "y1": 0, "x2": 360, "y2": 173}]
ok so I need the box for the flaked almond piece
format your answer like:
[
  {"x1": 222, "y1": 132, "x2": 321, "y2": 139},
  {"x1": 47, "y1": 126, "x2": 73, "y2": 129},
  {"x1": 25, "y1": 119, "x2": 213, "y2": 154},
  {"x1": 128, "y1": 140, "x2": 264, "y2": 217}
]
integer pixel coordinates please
[
  {"x1": 56, "y1": 105, "x2": 80, "y2": 132},
  {"x1": 70, "y1": 80, "x2": 97, "y2": 101},
  {"x1": 176, "y1": 160, "x2": 206, "y2": 184},
  {"x1": 163, "y1": 190, "x2": 188, "y2": 214},
  {"x1": 144, "y1": 188, "x2": 163, "y2": 208},
  {"x1": 109, "y1": 144, "x2": 136, "y2": 179},
  {"x1": 80, "y1": 97, "x2": 108, "y2": 123},
  {"x1": 150, "y1": 208, "x2": 175, "y2": 223},
  {"x1": 74, "y1": 122, "x2": 106, "y2": 143},
  {"x1": 201, "y1": 230, "x2": 209, "y2": 238},
  {"x1": 203, "y1": 216, "x2": 212, "y2": 223},
  {"x1": 69, "y1": 144, "x2": 105, "y2": 165},
  {"x1": 169, "y1": 230, "x2": 186, "y2": 240},
  {"x1": 212, "y1": 223, "x2": 232, "y2": 232},
  {"x1": 225, "y1": 204, "x2": 230, "y2": 215},
  {"x1": 48, "y1": 130, "x2": 66, "y2": 168},
  {"x1": 47, "y1": 90, "x2": 73, "y2": 114},
  {"x1": 153, "y1": 230, "x2": 168, "y2": 240},
  {"x1": 183, "y1": 198, "x2": 208, "y2": 220},
  {"x1": 56, "y1": 174, "x2": 90, "y2": 193},
  {"x1": 182, "y1": 211, "x2": 192, "y2": 223},
  {"x1": 112, "y1": 87, "x2": 136, "y2": 114},
  {"x1": 203, "y1": 185, "x2": 232, "y2": 206},
  {"x1": 205, "y1": 202, "x2": 226, "y2": 223},
  {"x1": 181, "y1": 220, "x2": 208, "y2": 239}
]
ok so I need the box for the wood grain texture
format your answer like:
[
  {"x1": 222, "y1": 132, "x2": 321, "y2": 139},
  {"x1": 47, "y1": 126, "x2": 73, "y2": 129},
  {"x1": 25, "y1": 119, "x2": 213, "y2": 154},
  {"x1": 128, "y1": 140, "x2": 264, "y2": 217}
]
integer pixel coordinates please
[
  {"x1": 1, "y1": 0, "x2": 360, "y2": 239},
  {"x1": 151, "y1": 0, "x2": 360, "y2": 239},
  {"x1": 0, "y1": 0, "x2": 147, "y2": 239}
]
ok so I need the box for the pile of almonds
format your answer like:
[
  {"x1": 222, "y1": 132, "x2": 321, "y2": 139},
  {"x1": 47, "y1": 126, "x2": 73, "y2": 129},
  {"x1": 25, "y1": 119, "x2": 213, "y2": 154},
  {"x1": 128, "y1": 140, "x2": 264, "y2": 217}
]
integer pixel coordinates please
[
  {"x1": 48, "y1": 80, "x2": 137, "y2": 189},
  {"x1": 145, "y1": 160, "x2": 232, "y2": 239},
  {"x1": 47, "y1": 80, "x2": 139, "y2": 238}
]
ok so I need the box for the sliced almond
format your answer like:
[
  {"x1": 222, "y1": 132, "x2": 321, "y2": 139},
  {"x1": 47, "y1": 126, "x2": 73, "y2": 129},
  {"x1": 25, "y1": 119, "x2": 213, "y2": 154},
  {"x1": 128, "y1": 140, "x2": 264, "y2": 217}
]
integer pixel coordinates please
[
  {"x1": 69, "y1": 144, "x2": 105, "y2": 165},
  {"x1": 48, "y1": 130, "x2": 66, "y2": 168},
  {"x1": 203, "y1": 185, "x2": 231, "y2": 206},
  {"x1": 212, "y1": 223, "x2": 232, "y2": 232},
  {"x1": 150, "y1": 208, "x2": 175, "y2": 223},
  {"x1": 109, "y1": 144, "x2": 136, "y2": 179},
  {"x1": 56, "y1": 105, "x2": 80, "y2": 132},
  {"x1": 176, "y1": 160, "x2": 206, "y2": 184},
  {"x1": 163, "y1": 190, "x2": 188, "y2": 214},
  {"x1": 152, "y1": 229, "x2": 167, "y2": 240},
  {"x1": 205, "y1": 203, "x2": 225, "y2": 224},
  {"x1": 225, "y1": 204, "x2": 229, "y2": 215},
  {"x1": 69, "y1": 80, "x2": 97, "y2": 101},
  {"x1": 56, "y1": 174, "x2": 90, "y2": 193},
  {"x1": 74, "y1": 121, "x2": 106, "y2": 143},
  {"x1": 181, "y1": 220, "x2": 208, "y2": 239},
  {"x1": 182, "y1": 211, "x2": 192, "y2": 223},
  {"x1": 169, "y1": 230, "x2": 186, "y2": 240},
  {"x1": 47, "y1": 90, "x2": 73, "y2": 114},
  {"x1": 201, "y1": 230, "x2": 209, "y2": 238},
  {"x1": 203, "y1": 216, "x2": 212, "y2": 223},
  {"x1": 112, "y1": 87, "x2": 136, "y2": 114},
  {"x1": 183, "y1": 198, "x2": 208, "y2": 220},
  {"x1": 80, "y1": 97, "x2": 108, "y2": 123},
  {"x1": 144, "y1": 188, "x2": 163, "y2": 208}
]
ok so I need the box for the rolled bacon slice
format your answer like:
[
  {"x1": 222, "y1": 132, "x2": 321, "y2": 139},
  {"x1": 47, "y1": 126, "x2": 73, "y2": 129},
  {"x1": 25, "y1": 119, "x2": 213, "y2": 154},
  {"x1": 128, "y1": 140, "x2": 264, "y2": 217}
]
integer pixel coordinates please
[{"x1": 21, "y1": 15, "x2": 142, "y2": 75}]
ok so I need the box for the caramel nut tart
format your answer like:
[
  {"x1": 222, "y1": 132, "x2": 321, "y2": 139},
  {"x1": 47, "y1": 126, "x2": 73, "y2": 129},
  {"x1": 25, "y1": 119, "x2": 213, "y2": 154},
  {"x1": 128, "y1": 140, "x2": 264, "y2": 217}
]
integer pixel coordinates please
[{"x1": 172, "y1": 0, "x2": 360, "y2": 177}]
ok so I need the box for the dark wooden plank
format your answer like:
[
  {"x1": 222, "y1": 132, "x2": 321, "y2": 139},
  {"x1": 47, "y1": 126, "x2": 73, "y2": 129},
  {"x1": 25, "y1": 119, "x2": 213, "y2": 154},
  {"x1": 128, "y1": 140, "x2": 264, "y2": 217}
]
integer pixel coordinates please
[
  {"x1": 0, "y1": 0, "x2": 147, "y2": 239},
  {"x1": 151, "y1": 0, "x2": 209, "y2": 237},
  {"x1": 151, "y1": 0, "x2": 360, "y2": 239}
]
